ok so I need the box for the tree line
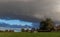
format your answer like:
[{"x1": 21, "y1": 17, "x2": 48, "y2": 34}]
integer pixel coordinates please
[{"x1": 21, "y1": 18, "x2": 56, "y2": 32}]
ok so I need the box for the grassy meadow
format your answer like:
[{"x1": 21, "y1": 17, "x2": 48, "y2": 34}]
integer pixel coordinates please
[{"x1": 0, "y1": 32, "x2": 60, "y2": 37}]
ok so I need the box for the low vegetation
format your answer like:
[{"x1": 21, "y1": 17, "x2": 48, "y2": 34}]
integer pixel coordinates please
[{"x1": 0, "y1": 32, "x2": 60, "y2": 37}]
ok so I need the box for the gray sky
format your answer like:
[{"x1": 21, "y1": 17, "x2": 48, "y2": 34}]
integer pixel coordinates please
[{"x1": 0, "y1": 0, "x2": 60, "y2": 22}]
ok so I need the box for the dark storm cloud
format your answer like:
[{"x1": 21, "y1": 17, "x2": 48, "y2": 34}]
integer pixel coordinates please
[
  {"x1": 0, "y1": 0, "x2": 39, "y2": 22},
  {"x1": 0, "y1": 0, "x2": 60, "y2": 22}
]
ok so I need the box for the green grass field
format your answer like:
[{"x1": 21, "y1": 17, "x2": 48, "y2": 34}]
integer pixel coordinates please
[{"x1": 0, "y1": 32, "x2": 60, "y2": 37}]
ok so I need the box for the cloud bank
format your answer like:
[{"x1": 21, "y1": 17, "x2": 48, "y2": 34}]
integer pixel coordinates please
[{"x1": 0, "y1": 0, "x2": 60, "y2": 22}]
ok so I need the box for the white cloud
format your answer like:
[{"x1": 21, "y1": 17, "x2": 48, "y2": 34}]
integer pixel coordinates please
[{"x1": 0, "y1": 19, "x2": 32, "y2": 26}]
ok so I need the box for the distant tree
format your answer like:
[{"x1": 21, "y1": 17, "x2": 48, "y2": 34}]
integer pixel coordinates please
[
  {"x1": 5, "y1": 30, "x2": 8, "y2": 32},
  {"x1": 30, "y1": 28, "x2": 35, "y2": 33},
  {"x1": 40, "y1": 18, "x2": 55, "y2": 31},
  {"x1": 9, "y1": 30, "x2": 14, "y2": 32},
  {"x1": 21, "y1": 28, "x2": 25, "y2": 32},
  {"x1": 26, "y1": 28, "x2": 29, "y2": 32},
  {"x1": 31, "y1": 28, "x2": 35, "y2": 32},
  {"x1": 0, "y1": 30, "x2": 4, "y2": 32}
]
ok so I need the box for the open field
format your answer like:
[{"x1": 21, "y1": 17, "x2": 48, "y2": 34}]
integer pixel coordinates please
[{"x1": 0, "y1": 32, "x2": 60, "y2": 37}]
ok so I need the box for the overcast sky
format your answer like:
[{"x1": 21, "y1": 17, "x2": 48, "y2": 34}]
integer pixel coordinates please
[{"x1": 0, "y1": 0, "x2": 60, "y2": 22}]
